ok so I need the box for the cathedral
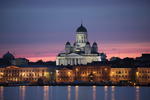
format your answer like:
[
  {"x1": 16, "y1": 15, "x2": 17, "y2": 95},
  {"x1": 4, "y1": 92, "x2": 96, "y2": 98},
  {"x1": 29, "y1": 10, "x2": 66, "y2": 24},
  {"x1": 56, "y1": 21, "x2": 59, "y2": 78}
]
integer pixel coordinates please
[{"x1": 56, "y1": 24, "x2": 105, "y2": 66}]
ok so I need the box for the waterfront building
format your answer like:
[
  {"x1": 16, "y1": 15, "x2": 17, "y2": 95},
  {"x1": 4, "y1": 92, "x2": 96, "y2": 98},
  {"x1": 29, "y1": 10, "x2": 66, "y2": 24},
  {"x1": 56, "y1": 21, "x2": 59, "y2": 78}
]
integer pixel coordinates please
[
  {"x1": 110, "y1": 68, "x2": 135, "y2": 83},
  {"x1": 73, "y1": 65, "x2": 110, "y2": 82},
  {"x1": 56, "y1": 24, "x2": 105, "y2": 66},
  {"x1": 56, "y1": 67, "x2": 74, "y2": 83},
  {"x1": 0, "y1": 65, "x2": 56, "y2": 83},
  {"x1": 136, "y1": 67, "x2": 150, "y2": 85},
  {"x1": 55, "y1": 66, "x2": 150, "y2": 85},
  {"x1": 0, "y1": 65, "x2": 150, "y2": 85}
]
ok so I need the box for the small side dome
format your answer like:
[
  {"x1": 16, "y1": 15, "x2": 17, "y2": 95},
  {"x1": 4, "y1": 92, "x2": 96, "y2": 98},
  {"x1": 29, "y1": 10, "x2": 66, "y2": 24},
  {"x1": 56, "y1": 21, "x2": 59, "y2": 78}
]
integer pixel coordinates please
[
  {"x1": 86, "y1": 41, "x2": 90, "y2": 45},
  {"x1": 93, "y1": 42, "x2": 97, "y2": 45},
  {"x1": 3, "y1": 51, "x2": 15, "y2": 60},
  {"x1": 76, "y1": 24, "x2": 87, "y2": 32},
  {"x1": 66, "y1": 41, "x2": 71, "y2": 45}
]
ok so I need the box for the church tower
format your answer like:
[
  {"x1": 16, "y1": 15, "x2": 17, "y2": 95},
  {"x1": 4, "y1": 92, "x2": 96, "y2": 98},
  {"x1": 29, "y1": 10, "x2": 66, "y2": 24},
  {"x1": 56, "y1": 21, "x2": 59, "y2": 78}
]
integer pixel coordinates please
[
  {"x1": 92, "y1": 42, "x2": 98, "y2": 53},
  {"x1": 85, "y1": 42, "x2": 91, "y2": 54},
  {"x1": 65, "y1": 41, "x2": 71, "y2": 54}
]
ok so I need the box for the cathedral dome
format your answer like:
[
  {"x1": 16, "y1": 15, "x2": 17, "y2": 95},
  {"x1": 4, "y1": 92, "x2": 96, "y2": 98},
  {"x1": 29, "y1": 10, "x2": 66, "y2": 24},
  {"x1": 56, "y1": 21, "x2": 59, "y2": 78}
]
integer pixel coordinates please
[
  {"x1": 3, "y1": 51, "x2": 15, "y2": 60},
  {"x1": 76, "y1": 24, "x2": 87, "y2": 32}
]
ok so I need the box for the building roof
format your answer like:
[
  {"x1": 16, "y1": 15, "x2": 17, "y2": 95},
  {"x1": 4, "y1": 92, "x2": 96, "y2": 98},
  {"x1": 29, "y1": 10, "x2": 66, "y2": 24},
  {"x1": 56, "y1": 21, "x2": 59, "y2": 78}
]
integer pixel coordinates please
[{"x1": 18, "y1": 65, "x2": 58, "y2": 68}]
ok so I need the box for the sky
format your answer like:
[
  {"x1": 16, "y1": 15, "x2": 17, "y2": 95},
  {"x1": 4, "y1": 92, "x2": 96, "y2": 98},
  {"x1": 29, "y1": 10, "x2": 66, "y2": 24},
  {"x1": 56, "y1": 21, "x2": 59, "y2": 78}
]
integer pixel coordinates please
[{"x1": 0, "y1": 0, "x2": 150, "y2": 61}]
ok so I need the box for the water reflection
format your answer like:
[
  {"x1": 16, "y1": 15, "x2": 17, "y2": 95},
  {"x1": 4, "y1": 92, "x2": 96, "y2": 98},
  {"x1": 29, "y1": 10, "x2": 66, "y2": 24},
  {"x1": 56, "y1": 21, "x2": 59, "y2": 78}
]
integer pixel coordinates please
[
  {"x1": 49, "y1": 86, "x2": 53, "y2": 100},
  {"x1": 0, "y1": 86, "x2": 148, "y2": 100},
  {"x1": 43, "y1": 86, "x2": 49, "y2": 100},
  {"x1": 0, "y1": 86, "x2": 4, "y2": 100},
  {"x1": 67, "y1": 86, "x2": 71, "y2": 100},
  {"x1": 104, "y1": 86, "x2": 108, "y2": 100},
  {"x1": 136, "y1": 86, "x2": 140, "y2": 100},
  {"x1": 19, "y1": 86, "x2": 26, "y2": 100},
  {"x1": 92, "y1": 86, "x2": 96, "y2": 100},
  {"x1": 111, "y1": 86, "x2": 115, "y2": 100},
  {"x1": 75, "y1": 86, "x2": 78, "y2": 100}
]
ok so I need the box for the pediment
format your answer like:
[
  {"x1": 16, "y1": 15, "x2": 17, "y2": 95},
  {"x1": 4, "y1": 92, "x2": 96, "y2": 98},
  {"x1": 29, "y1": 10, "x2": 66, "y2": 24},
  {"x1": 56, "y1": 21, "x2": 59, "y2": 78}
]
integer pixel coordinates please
[{"x1": 67, "y1": 53, "x2": 80, "y2": 56}]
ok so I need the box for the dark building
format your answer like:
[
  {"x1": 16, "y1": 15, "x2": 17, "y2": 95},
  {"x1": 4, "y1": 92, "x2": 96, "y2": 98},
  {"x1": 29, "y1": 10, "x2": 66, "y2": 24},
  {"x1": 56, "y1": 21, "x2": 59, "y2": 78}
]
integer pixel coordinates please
[{"x1": 136, "y1": 54, "x2": 150, "y2": 61}]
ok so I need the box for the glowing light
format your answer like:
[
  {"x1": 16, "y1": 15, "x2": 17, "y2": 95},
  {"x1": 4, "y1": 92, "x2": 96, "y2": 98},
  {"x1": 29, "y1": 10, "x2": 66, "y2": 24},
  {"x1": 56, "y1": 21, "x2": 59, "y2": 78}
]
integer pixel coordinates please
[
  {"x1": 93, "y1": 85, "x2": 96, "y2": 88},
  {"x1": 104, "y1": 86, "x2": 108, "y2": 100},
  {"x1": 82, "y1": 74, "x2": 85, "y2": 77},
  {"x1": 104, "y1": 86, "x2": 108, "y2": 89},
  {"x1": 75, "y1": 85, "x2": 78, "y2": 100},
  {"x1": 93, "y1": 85, "x2": 96, "y2": 100},
  {"x1": 44, "y1": 72, "x2": 50, "y2": 78},
  {"x1": 19, "y1": 86, "x2": 26, "y2": 100},
  {"x1": 0, "y1": 86, "x2": 4, "y2": 100},
  {"x1": 136, "y1": 86, "x2": 140, "y2": 100},
  {"x1": 67, "y1": 86, "x2": 71, "y2": 100},
  {"x1": 110, "y1": 72, "x2": 114, "y2": 76},
  {"x1": 56, "y1": 70, "x2": 59, "y2": 73},
  {"x1": 76, "y1": 68, "x2": 79, "y2": 72},
  {"x1": 68, "y1": 72, "x2": 71, "y2": 76},
  {"x1": 93, "y1": 71, "x2": 96, "y2": 74},
  {"x1": 111, "y1": 86, "x2": 115, "y2": 100},
  {"x1": 43, "y1": 86, "x2": 49, "y2": 100},
  {"x1": 136, "y1": 72, "x2": 139, "y2": 76}
]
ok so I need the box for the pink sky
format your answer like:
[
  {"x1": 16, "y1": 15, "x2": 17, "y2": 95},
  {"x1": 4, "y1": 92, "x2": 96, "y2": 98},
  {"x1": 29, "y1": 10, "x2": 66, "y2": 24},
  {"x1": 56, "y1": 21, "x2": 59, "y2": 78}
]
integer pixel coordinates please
[
  {"x1": 0, "y1": 0, "x2": 150, "y2": 62},
  {"x1": 0, "y1": 42, "x2": 149, "y2": 62}
]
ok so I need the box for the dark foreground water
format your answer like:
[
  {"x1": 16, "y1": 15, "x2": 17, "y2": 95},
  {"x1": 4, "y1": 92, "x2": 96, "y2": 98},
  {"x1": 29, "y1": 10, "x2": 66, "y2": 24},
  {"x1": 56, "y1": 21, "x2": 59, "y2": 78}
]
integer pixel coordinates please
[{"x1": 0, "y1": 86, "x2": 150, "y2": 100}]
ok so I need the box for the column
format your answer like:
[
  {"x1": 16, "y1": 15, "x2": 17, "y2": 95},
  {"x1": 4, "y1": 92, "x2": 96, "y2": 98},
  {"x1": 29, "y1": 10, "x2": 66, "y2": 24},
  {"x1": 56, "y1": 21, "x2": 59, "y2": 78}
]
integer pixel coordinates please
[
  {"x1": 64, "y1": 59, "x2": 67, "y2": 66},
  {"x1": 72, "y1": 58, "x2": 74, "y2": 65},
  {"x1": 68, "y1": 58, "x2": 70, "y2": 65},
  {"x1": 66, "y1": 58, "x2": 68, "y2": 65},
  {"x1": 70, "y1": 59, "x2": 73, "y2": 65},
  {"x1": 78, "y1": 58, "x2": 81, "y2": 65},
  {"x1": 62, "y1": 59, "x2": 65, "y2": 65},
  {"x1": 56, "y1": 59, "x2": 59, "y2": 65},
  {"x1": 76, "y1": 59, "x2": 78, "y2": 65},
  {"x1": 74, "y1": 58, "x2": 77, "y2": 65}
]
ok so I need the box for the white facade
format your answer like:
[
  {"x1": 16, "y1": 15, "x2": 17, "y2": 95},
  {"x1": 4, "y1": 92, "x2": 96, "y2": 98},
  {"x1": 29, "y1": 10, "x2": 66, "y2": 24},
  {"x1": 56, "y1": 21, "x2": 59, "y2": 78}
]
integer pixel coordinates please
[{"x1": 56, "y1": 24, "x2": 102, "y2": 66}]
